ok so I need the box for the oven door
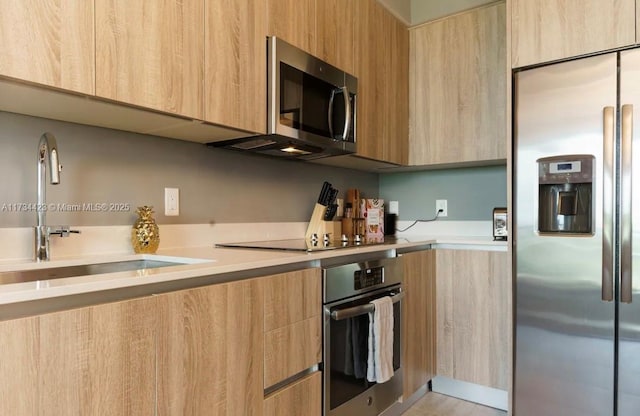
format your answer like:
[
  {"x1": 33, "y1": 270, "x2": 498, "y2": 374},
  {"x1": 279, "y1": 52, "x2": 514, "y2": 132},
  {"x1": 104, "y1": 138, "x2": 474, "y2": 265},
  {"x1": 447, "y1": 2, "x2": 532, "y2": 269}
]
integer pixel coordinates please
[{"x1": 323, "y1": 285, "x2": 403, "y2": 416}]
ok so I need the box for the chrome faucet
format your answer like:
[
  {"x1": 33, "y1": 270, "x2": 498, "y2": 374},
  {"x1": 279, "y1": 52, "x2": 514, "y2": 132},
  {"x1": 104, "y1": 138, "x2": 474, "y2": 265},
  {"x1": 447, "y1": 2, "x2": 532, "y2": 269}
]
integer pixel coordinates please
[{"x1": 35, "y1": 133, "x2": 78, "y2": 261}]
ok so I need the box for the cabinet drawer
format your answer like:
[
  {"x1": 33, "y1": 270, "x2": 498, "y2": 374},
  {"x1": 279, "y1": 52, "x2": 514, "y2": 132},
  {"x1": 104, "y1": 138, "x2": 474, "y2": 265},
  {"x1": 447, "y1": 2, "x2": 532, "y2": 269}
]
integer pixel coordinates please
[
  {"x1": 264, "y1": 371, "x2": 322, "y2": 416},
  {"x1": 264, "y1": 316, "x2": 321, "y2": 388},
  {"x1": 264, "y1": 268, "x2": 321, "y2": 331}
]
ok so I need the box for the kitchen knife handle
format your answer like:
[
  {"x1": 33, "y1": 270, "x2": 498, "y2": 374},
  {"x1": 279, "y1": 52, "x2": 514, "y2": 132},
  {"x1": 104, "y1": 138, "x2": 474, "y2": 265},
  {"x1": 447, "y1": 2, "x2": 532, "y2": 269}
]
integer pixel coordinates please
[
  {"x1": 318, "y1": 181, "x2": 332, "y2": 206},
  {"x1": 328, "y1": 89, "x2": 336, "y2": 139},
  {"x1": 341, "y1": 86, "x2": 351, "y2": 142},
  {"x1": 602, "y1": 106, "x2": 615, "y2": 302},
  {"x1": 621, "y1": 104, "x2": 633, "y2": 304}
]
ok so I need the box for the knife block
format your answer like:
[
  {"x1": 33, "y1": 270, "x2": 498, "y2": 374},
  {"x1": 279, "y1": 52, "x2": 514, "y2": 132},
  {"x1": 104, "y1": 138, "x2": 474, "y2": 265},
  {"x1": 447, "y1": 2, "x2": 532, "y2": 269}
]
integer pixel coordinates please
[{"x1": 305, "y1": 203, "x2": 342, "y2": 240}]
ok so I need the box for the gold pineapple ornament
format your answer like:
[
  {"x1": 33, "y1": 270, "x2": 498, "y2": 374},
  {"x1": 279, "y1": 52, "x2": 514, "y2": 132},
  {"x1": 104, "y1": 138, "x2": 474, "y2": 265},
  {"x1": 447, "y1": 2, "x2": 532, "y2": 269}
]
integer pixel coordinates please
[{"x1": 132, "y1": 206, "x2": 160, "y2": 254}]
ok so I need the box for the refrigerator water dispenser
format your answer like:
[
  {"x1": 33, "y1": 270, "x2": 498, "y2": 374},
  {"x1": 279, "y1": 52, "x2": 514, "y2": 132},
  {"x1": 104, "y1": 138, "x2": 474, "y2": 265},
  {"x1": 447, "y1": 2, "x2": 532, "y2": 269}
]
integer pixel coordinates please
[{"x1": 538, "y1": 155, "x2": 594, "y2": 234}]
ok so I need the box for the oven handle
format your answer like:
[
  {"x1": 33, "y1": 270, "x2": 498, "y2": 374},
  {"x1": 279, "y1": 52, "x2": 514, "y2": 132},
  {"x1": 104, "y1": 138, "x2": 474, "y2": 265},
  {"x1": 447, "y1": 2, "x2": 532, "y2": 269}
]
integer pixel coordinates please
[{"x1": 330, "y1": 291, "x2": 404, "y2": 321}]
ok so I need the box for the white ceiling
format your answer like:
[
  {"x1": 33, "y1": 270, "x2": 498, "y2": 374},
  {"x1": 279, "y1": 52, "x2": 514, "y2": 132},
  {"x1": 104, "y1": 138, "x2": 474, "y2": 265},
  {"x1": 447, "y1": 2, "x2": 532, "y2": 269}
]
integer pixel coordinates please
[{"x1": 378, "y1": 0, "x2": 496, "y2": 26}]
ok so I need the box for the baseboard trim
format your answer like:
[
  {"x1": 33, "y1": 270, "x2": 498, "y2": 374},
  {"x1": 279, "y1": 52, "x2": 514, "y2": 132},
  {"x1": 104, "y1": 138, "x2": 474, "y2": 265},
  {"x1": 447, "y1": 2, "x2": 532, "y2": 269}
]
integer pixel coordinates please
[{"x1": 431, "y1": 376, "x2": 508, "y2": 411}]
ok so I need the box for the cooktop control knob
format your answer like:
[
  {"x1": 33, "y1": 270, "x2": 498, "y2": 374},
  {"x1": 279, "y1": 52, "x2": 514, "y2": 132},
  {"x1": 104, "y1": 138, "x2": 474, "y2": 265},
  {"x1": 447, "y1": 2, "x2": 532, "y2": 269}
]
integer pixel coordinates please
[
  {"x1": 323, "y1": 233, "x2": 331, "y2": 242},
  {"x1": 340, "y1": 234, "x2": 349, "y2": 242}
]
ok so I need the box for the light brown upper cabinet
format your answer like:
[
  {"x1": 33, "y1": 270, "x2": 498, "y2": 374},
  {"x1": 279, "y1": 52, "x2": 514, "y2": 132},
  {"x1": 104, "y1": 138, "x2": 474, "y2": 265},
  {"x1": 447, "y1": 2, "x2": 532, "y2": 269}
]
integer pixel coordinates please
[
  {"x1": 409, "y1": 3, "x2": 506, "y2": 166},
  {"x1": 355, "y1": 0, "x2": 409, "y2": 165},
  {"x1": 267, "y1": 0, "x2": 316, "y2": 55},
  {"x1": 511, "y1": 0, "x2": 635, "y2": 68},
  {"x1": 95, "y1": 0, "x2": 204, "y2": 119},
  {"x1": 205, "y1": 0, "x2": 267, "y2": 133},
  {"x1": 267, "y1": 0, "x2": 356, "y2": 73},
  {"x1": 316, "y1": 0, "x2": 356, "y2": 74},
  {"x1": 0, "y1": 0, "x2": 94, "y2": 94}
]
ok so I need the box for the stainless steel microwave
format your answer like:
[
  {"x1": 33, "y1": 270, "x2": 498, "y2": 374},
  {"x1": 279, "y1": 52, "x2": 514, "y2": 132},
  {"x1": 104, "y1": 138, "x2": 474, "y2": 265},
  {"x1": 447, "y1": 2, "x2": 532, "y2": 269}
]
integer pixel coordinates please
[{"x1": 210, "y1": 37, "x2": 357, "y2": 160}]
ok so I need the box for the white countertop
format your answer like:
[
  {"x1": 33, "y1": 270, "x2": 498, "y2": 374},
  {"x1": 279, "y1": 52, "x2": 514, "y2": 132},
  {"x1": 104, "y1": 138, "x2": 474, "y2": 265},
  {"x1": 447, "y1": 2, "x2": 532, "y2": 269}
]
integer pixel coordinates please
[{"x1": 0, "y1": 234, "x2": 506, "y2": 307}]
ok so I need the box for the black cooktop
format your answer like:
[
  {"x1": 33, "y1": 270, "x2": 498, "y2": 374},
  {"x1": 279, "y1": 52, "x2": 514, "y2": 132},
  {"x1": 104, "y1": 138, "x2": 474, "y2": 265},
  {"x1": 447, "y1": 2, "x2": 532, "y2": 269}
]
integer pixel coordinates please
[{"x1": 216, "y1": 237, "x2": 397, "y2": 253}]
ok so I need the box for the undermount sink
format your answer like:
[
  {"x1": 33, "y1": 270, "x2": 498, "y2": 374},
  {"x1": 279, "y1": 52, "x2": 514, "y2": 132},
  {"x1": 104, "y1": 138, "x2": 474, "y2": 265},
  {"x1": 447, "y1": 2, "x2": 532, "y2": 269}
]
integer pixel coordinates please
[{"x1": 0, "y1": 259, "x2": 186, "y2": 285}]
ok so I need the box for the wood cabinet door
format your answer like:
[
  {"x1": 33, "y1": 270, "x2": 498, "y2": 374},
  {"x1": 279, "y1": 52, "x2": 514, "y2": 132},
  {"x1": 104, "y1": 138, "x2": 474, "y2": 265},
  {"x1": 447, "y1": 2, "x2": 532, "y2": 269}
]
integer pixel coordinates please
[
  {"x1": 0, "y1": 315, "x2": 39, "y2": 415},
  {"x1": 390, "y1": 15, "x2": 410, "y2": 166},
  {"x1": 95, "y1": 0, "x2": 204, "y2": 119},
  {"x1": 40, "y1": 298, "x2": 157, "y2": 415},
  {"x1": 0, "y1": 298, "x2": 157, "y2": 415},
  {"x1": 401, "y1": 250, "x2": 436, "y2": 399},
  {"x1": 409, "y1": 3, "x2": 506, "y2": 166},
  {"x1": 267, "y1": 0, "x2": 316, "y2": 55},
  {"x1": 0, "y1": 0, "x2": 94, "y2": 94},
  {"x1": 205, "y1": 0, "x2": 267, "y2": 133},
  {"x1": 316, "y1": 0, "x2": 356, "y2": 74},
  {"x1": 157, "y1": 279, "x2": 264, "y2": 416},
  {"x1": 355, "y1": 0, "x2": 409, "y2": 165},
  {"x1": 436, "y1": 249, "x2": 510, "y2": 390},
  {"x1": 511, "y1": 0, "x2": 635, "y2": 68}
]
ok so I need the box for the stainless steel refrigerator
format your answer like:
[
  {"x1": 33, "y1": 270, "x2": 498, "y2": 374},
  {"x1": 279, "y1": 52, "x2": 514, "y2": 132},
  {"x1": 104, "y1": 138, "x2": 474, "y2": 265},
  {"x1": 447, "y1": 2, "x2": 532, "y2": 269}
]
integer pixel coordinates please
[{"x1": 514, "y1": 49, "x2": 640, "y2": 415}]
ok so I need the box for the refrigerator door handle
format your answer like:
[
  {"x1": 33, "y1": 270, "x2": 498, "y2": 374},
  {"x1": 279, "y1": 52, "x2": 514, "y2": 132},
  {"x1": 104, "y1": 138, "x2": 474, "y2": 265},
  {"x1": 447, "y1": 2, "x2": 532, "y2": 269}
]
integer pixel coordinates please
[
  {"x1": 621, "y1": 104, "x2": 633, "y2": 303},
  {"x1": 603, "y1": 106, "x2": 615, "y2": 302}
]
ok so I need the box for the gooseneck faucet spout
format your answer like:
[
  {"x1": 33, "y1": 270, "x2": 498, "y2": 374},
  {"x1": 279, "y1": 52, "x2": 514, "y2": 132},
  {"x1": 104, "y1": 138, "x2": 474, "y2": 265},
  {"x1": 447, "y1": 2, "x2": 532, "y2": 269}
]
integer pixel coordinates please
[{"x1": 35, "y1": 133, "x2": 61, "y2": 261}]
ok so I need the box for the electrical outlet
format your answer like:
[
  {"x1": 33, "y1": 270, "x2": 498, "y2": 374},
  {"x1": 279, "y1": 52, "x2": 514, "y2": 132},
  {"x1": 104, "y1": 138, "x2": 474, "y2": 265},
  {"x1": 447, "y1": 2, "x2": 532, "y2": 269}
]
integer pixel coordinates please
[
  {"x1": 436, "y1": 199, "x2": 448, "y2": 217},
  {"x1": 165, "y1": 188, "x2": 179, "y2": 216},
  {"x1": 389, "y1": 200, "x2": 399, "y2": 215}
]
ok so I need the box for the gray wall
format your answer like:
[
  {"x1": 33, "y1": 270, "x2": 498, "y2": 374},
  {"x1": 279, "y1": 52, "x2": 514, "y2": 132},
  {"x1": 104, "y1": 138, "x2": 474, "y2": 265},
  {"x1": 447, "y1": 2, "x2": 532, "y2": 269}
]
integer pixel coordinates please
[
  {"x1": 377, "y1": 0, "x2": 411, "y2": 23},
  {"x1": 411, "y1": 0, "x2": 495, "y2": 24},
  {"x1": 379, "y1": 165, "x2": 507, "y2": 221},
  {"x1": 0, "y1": 112, "x2": 378, "y2": 227}
]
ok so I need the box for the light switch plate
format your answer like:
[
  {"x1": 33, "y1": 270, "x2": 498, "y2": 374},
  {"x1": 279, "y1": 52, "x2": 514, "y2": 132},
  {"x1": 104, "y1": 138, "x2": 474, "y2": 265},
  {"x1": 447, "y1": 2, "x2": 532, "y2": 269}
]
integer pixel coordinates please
[{"x1": 165, "y1": 188, "x2": 179, "y2": 216}]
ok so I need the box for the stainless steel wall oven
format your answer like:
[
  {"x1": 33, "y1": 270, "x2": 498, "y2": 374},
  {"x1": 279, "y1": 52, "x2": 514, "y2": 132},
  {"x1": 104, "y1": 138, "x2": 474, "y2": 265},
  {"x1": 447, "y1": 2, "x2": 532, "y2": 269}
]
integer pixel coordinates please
[{"x1": 322, "y1": 254, "x2": 403, "y2": 416}]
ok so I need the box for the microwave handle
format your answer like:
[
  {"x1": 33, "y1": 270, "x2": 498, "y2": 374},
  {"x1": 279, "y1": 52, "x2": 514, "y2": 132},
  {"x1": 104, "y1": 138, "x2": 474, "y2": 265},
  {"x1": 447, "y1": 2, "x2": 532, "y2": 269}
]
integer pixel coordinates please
[
  {"x1": 328, "y1": 89, "x2": 336, "y2": 139},
  {"x1": 328, "y1": 87, "x2": 351, "y2": 141},
  {"x1": 341, "y1": 86, "x2": 351, "y2": 141}
]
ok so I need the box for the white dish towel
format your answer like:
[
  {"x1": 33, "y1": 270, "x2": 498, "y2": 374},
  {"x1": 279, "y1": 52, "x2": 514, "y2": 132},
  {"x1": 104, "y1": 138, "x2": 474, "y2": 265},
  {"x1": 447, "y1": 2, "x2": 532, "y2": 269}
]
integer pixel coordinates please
[{"x1": 367, "y1": 296, "x2": 394, "y2": 383}]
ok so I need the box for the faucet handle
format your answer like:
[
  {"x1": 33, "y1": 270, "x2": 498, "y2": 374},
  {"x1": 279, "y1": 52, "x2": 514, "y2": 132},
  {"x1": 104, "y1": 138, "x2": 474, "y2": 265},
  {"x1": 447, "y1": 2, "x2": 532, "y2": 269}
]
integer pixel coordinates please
[{"x1": 49, "y1": 226, "x2": 81, "y2": 237}]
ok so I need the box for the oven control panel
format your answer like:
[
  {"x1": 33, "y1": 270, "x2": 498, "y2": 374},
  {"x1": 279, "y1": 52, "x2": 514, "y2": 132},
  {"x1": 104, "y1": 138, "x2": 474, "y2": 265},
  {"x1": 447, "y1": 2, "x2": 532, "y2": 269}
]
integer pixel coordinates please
[
  {"x1": 354, "y1": 266, "x2": 384, "y2": 290},
  {"x1": 323, "y1": 254, "x2": 401, "y2": 304}
]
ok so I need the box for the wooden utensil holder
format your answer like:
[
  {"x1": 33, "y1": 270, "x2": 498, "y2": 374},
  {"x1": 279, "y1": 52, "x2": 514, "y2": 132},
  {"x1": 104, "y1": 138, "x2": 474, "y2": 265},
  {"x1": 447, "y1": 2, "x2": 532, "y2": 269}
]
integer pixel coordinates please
[{"x1": 305, "y1": 203, "x2": 342, "y2": 240}]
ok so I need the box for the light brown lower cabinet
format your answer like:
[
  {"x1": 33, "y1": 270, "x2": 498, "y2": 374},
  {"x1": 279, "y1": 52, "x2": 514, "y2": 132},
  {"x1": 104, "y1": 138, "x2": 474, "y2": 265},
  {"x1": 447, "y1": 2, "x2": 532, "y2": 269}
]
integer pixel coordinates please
[
  {"x1": 264, "y1": 372, "x2": 322, "y2": 416},
  {"x1": 0, "y1": 297, "x2": 157, "y2": 415},
  {"x1": 401, "y1": 250, "x2": 437, "y2": 399},
  {"x1": 435, "y1": 249, "x2": 510, "y2": 390},
  {"x1": 264, "y1": 316, "x2": 322, "y2": 388},
  {"x1": 157, "y1": 278, "x2": 264, "y2": 416},
  {"x1": 0, "y1": 267, "x2": 324, "y2": 416},
  {"x1": 263, "y1": 268, "x2": 322, "y2": 389},
  {"x1": 262, "y1": 268, "x2": 322, "y2": 415}
]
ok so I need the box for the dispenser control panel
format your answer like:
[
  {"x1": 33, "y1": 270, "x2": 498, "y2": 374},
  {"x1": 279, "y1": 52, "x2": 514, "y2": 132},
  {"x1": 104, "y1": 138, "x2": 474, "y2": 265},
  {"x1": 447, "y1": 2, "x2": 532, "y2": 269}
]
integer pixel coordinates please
[
  {"x1": 537, "y1": 155, "x2": 594, "y2": 235},
  {"x1": 539, "y1": 156, "x2": 594, "y2": 185}
]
